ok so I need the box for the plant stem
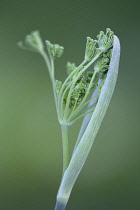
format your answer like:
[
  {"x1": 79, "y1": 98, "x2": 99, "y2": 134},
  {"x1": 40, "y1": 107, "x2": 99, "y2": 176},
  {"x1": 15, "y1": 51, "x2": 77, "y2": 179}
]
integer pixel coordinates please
[
  {"x1": 40, "y1": 50, "x2": 51, "y2": 76},
  {"x1": 54, "y1": 197, "x2": 67, "y2": 210},
  {"x1": 61, "y1": 124, "x2": 69, "y2": 175}
]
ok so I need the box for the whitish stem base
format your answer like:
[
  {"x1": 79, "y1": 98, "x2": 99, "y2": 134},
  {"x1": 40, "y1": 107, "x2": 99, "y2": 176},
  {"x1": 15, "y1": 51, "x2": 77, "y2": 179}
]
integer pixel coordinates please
[{"x1": 54, "y1": 197, "x2": 68, "y2": 210}]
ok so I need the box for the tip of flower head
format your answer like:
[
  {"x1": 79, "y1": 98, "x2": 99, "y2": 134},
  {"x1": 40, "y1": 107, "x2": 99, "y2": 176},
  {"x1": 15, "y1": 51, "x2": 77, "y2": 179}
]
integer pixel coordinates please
[
  {"x1": 45, "y1": 40, "x2": 64, "y2": 59},
  {"x1": 26, "y1": 31, "x2": 43, "y2": 50},
  {"x1": 97, "y1": 28, "x2": 114, "y2": 52},
  {"x1": 106, "y1": 28, "x2": 114, "y2": 36},
  {"x1": 85, "y1": 37, "x2": 97, "y2": 61},
  {"x1": 97, "y1": 31, "x2": 104, "y2": 39},
  {"x1": 18, "y1": 30, "x2": 44, "y2": 52}
]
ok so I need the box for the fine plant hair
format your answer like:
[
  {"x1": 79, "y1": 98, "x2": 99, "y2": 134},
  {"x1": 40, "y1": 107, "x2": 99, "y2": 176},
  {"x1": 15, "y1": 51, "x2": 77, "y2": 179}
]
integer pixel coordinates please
[{"x1": 18, "y1": 28, "x2": 120, "y2": 210}]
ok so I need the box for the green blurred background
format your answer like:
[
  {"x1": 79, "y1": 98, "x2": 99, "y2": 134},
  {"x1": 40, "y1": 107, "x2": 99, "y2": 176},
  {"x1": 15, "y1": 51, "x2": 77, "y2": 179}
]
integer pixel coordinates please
[{"x1": 0, "y1": 0, "x2": 140, "y2": 209}]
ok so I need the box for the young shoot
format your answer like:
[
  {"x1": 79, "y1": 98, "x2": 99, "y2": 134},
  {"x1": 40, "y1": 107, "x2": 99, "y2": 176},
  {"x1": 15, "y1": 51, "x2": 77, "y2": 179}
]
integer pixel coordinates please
[{"x1": 18, "y1": 28, "x2": 120, "y2": 210}]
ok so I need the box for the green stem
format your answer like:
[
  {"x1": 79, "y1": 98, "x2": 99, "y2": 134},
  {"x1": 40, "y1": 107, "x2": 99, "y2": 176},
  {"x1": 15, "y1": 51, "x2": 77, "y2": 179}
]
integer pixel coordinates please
[
  {"x1": 61, "y1": 124, "x2": 69, "y2": 175},
  {"x1": 40, "y1": 51, "x2": 59, "y2": 116},
  {"x1": 50, "y1": 58, "x2": 59, "y2": 112},
  {"x1": 40, "y1": 50, "x2": 51, "y2": 76}
]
